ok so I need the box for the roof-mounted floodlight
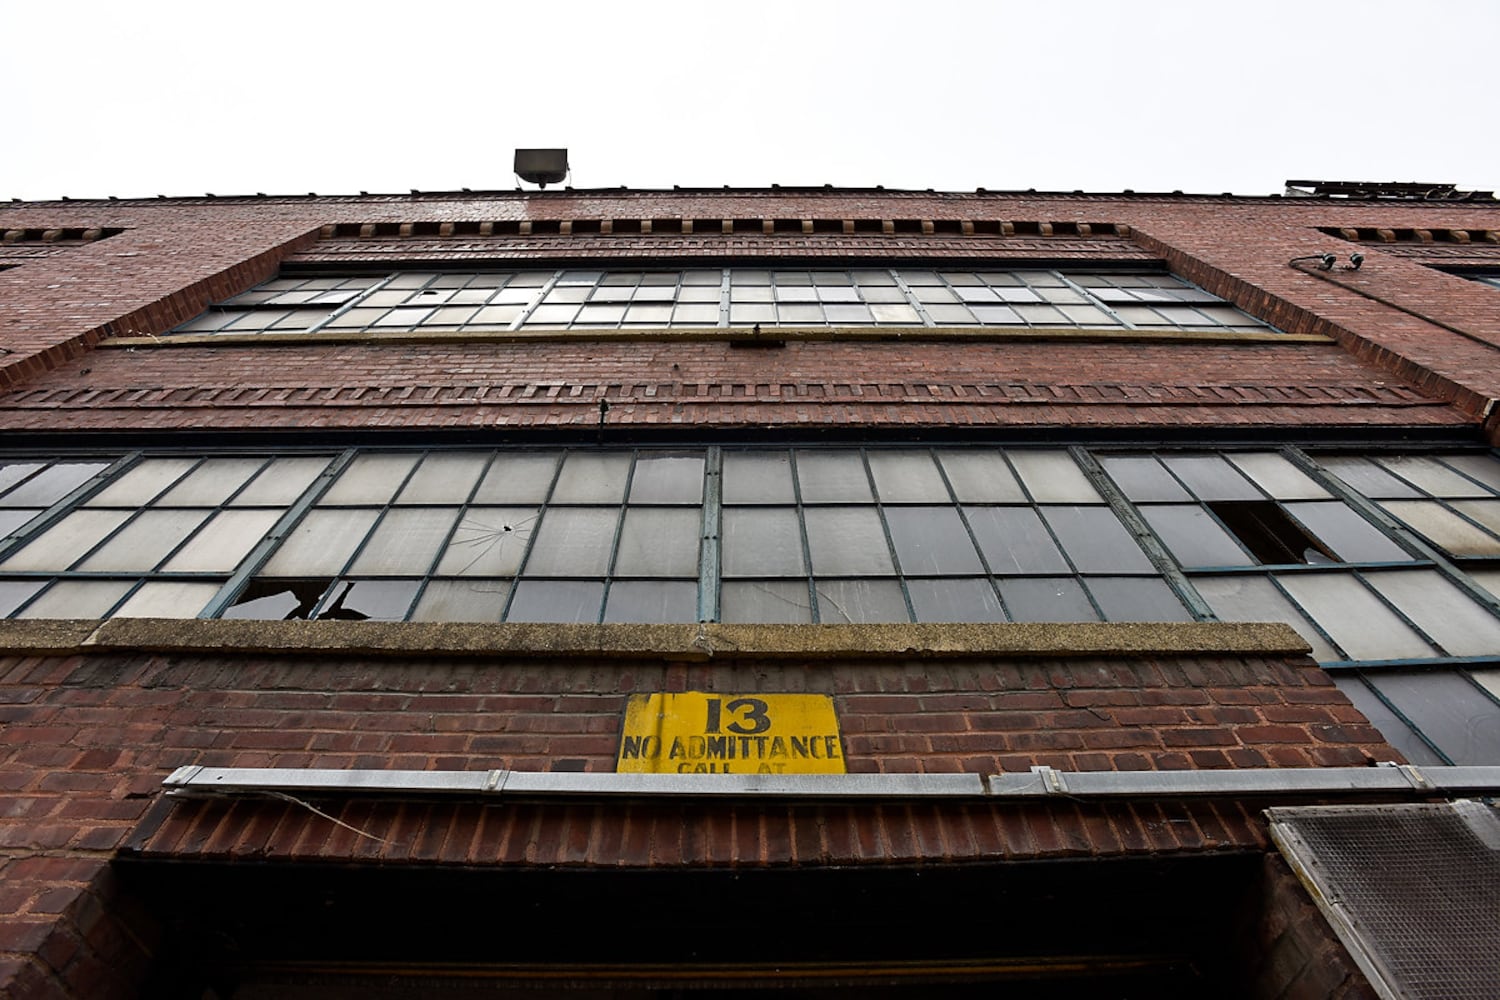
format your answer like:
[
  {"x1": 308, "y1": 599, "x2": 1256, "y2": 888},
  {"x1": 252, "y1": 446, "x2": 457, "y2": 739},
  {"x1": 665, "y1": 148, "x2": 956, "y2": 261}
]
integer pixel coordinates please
[{"x1": 514, "y1": 148, "x2": 569, "y2": 189}]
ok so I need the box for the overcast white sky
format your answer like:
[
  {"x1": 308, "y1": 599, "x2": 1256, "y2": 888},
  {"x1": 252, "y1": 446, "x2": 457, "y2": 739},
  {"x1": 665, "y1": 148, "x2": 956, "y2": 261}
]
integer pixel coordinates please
[{"x1": 6, "y1": 0, "x2": 1497, "y2": 201}]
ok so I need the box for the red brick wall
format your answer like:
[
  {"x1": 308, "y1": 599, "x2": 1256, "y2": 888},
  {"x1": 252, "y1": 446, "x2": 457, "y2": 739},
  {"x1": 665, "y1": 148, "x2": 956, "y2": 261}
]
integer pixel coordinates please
[
  {"x1": 3, "y1": 190, "x2": 1499, "y2": 424},
  {"x1": 0, "y1": 339, "x2": 1466, "y2": 433},
  {"x1": 0, "y1": 637, "x2": 1395, "y2": 997}
]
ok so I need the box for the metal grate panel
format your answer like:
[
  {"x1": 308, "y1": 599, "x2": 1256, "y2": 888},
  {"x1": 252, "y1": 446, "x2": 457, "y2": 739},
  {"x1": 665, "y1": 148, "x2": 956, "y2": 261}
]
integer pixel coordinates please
[{"x1": 1268, "y1": 801, "x2": 1500, "y2": 1000}]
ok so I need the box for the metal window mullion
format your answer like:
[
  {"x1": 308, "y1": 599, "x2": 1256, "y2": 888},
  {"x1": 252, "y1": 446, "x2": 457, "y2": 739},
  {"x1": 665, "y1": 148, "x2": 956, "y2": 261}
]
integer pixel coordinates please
[
  {"x1": 1001, "y1": 449, "x2": 1109, "y2": 621},
  {"x1": 1348, "y1": 567, "x2": 1451, "y2": 658},
  {"x1": 1070, "y1": 447, "x2": 1215, "y2": 620},
  {"x1": 888, "y1": 269, "x2": 936, "y2": 327},
  {"x1": 698, "y1": 447, "x2": 722, "y2": 623},
  {"x1": 787, "y1": 450, "x2": 821, "y2": 623},
  {"x1": 498, "y1": 451, "x2": 567, "y2": 622},
  {"x1": 1060, "y1": 273, "x2": 1134, "y2": 330},
  {"x1": 1351, "y1": 670, "x2": 1456, "y2": 766},
  {"x1": 62, "y1": 456, "x2": 212, "y2": 573},
  {"x1": 405, "y1": 449, "x2": 502, "y2": 620},
  {"x1": 1457, "y1": 667, "x2": 1500, "y2": 710},
  {"x1": 511, "y1": 270, "x2": 565, "y2": 329},
  {"x1": 596, "y1": 452, "x2": 638, "y2": 625},
  {"x1": 304, "y1": 273, "x2": 400, "y2": 335},
  {"x1": 199, "y1": 449, "x2": 358, "y2": 619},
  {"x1": 931, "y1": 448, "x2": 1011, "y2": 621},
  {"x1": 1260, "y1": 571, "x2": 1353, "y2": 661},
  {"x1": 142, "y1": 455, "x2": 280, "y2": 577},
  {"x1": 1282, "y1": 446, "x2": 1500, "y2": 619},
  {"x1": 862, "y1": 449, "x2": 917, "y2": 624},
  {"x1": 306, "y1": 450, "x2": 430, "y2": 620},
  {"x1": 0, "y1": 452, "x2": 144, "y2": 561},
  {"x1": 717, "y1": 268, "x2": 731, "y2": 328},
  {"x1": 1139, "y1": 451, "x2": 1264, "y2": 566}
]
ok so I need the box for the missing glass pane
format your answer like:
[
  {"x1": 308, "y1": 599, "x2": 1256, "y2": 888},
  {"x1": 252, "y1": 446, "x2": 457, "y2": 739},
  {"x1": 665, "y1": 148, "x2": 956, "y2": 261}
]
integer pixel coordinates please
[{"x1": 1207, "y1": 501, "x2": 1335, "y2": 565}]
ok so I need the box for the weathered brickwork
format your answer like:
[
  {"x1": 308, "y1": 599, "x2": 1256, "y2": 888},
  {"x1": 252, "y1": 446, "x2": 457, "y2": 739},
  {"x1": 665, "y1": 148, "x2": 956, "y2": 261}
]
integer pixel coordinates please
[
  {"x1": 2, "y1": 186, "x2": 1492, "y2": 995},
  {"x1": 0, "y1": 338, "x2": 1467, "y2": 434}
]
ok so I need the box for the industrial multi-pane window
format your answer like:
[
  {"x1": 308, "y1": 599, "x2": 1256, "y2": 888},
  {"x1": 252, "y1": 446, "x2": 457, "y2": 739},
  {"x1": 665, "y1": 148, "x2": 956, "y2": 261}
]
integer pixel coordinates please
[
  {"x1": 3, "y1": 446, "x2": 1497, "y2": 639},
  {"x1": 4, "y1": 446, "x2": 1499, "y2": 761},
  {"x1": 169, "y1": 268, "x2": 1274, "y2": 336}
]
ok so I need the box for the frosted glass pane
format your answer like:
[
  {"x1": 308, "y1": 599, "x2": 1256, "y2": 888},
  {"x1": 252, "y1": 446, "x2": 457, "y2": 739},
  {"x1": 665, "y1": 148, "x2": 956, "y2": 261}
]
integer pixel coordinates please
[
  {"x1": 1276, "y1": 573, "x2": 1433, "y2": 660},
  {"x1": 1377, "y1": 456, "x2": 1491, "y2": 497},
  {"x1": 260, "y1": 509, "x2": 380, "y2": 575},
  {"x1": 320, "y1": 454, "x2": 419, "y2": 505},
  {"x1": 232, "y1": 457, "x2": 331, "y2": 506},
  {"x1": 0, "y1": 510, "x2": 38, "y2": 537},
  {"x1": 908, "y1": 578, "x2": 1005, "y2": 622},
  {"x1": 1161, "y1": 456, "x2": 1262, "y2": 501},
  {"x1": 349, "y1": 508, "x2": 458, "y2": 574},
  {"x1": 723, "y1": 452, "x2": 795, "y2": 503},
  {"x1": 629, "y1": 454, "x2": 704, "y2": 504},
  {"x1": 1229, "y1": 453, "x2": 1330, "y2": 499},
  {"x1": 795, "y1": 451, "x2": 872, "y2": 503},
  {"x1": 0, "y1": 581, "x2": 44, "y2": 617},
  {"x1": 395, "y1": 453, "x2": 489, "y2": 504},
  {"x1": 1194, "y1": 575, "x2": 1340, "y2": 660},
  {"x1": 965, "y1": 506, "x2": 1070, "y2": 574},
  {"x1": 1285, "y1": 502, "x2": 1410, "y2": 562},
  {"x1": 2, "y1": 463, "x2": 107, "y2": 506},
  {"x1": 157, "y1": 458, "x2": 265, "y2": 505},
  {"x1": 472, "y1": 454, "x2": 560, "y2": 504},
  {"x1": 434, "y1": 507, "x2": 538, "y2": 576},
  {"x1": 17, "y1": 580, "x2": 132, "y2": 618},
  {"x1": 319, "y1": 580, "x2": 419, "y2": 621},
  {"x1": 867, "y1": 451, "x2": 950, "y2": 502},
  {"x1": 522, "y1": 508, "x2": 619, "y2": 576},
  {"x1": 1449, "y1": 500, "x2": 1500, "y2": 539},
  {"x1": 1473, "y1": 669, "x2": 1500, "y2": 703},
  {"x1": 998, "y1": 578, "x2": 1099, "y2": 622},
  {"x1": 1042, "y1": 506, "x2": 1154, "y2": 572},
  {"x1": 1100, "y1": 457, "x2": 1191, "y2": 501},
  {"x1": 1319, "y1": 457, "x2": 1422, "y2": 499},
  {"x1": 0, "y1": 510, "x2": 130, "y2": 570},
  {"x1": 163, "y1": 509, "x2": 282, "y2": 572},
  {"x1": 1370, "y1": 671, "x2": 1500, "y2": 764},
  {"x1": 0, "y1": 463, "x2": 44, "y2": 497},
  {"x1": 937, "y1": 452, "x2": 1026, "y2": 503},
  {"x1": 506, "y1": 580, "x2": 603, "y2": 622},
  {"x1": 1007, "y1": 451, "x2": 1099, "y2": 502},
  {"x1": 1333, "y1": 677, "x2": 1446, "y2": 766},
  {"x1": 1469, "y1": 569, "x2": 1500, "y2": 603},
  {"x1": 814, "y1": 579, "x2": 909, "y2": 623},
  {"x1": 722, "y1": 508, "x2": 805, "y2": 577},
  {"x1": 410, "y1": 579, "x2": 510, "y2": 622},
  {"x1": 551, "y1": 454, "x2": 630, "y2": 503},
  {"x1": 1379, "y1": 501, "x2": 1500, "y2": 557},
  {"x1": 79, "y1": 510, "x2": 210, "y2": 571},
  {"x1": 84, "y1": 458, "x2": 196, "y2": 506},
  {"x1": 603, "y1": 581, "x2": 698, "y2": 623},
  {"x1": 804, "y1": 508, "x2": 895, "y2": 576},
  {"x1": 114, "y1": 582, "x2": 220, "y2": 618},
  {"x1": 1087, "y1": 577, "x2": 1192, "y2": 622},
  {"x1": 884, "y1": 507, "x2": 983, "y2": 575},
  {"x1": 720, "y1": 580, "x2": 813, "y2": 624},
  {"x1": 1363, "y1": 569, "x2": 1500, "y2": 656},
  {"x1": 1142, "y1": 506, "x2": 1253, "y2": 567},
  {"x1": 1439, "y1": 455, "x2": 1500, "y2": 493},
  {"x1": 614, "y1": 508, "x2": 701, "y2": 576}
]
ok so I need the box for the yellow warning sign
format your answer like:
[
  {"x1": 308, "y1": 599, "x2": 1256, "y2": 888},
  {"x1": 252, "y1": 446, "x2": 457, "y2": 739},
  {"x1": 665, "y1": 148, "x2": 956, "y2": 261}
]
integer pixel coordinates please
[{"x1": 617, "y1": 692, "x2": 845, "y2": 774}]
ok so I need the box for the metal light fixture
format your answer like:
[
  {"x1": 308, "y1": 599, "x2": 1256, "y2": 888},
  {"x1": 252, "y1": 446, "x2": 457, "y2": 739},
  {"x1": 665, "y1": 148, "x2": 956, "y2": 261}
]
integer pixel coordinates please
[
  {"x1": 514, "y1": 149, "x2": 569, "y2": 189},
  {"x1": 1289, "y1": 252, "x2": 1337, "y2": 271}
]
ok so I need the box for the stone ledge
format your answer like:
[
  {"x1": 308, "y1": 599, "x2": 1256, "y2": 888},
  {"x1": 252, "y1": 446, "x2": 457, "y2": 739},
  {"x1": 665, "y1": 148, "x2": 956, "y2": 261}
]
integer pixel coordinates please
[{"x1": 0, "y1": 619, "x2": 1311, "y2": 661}]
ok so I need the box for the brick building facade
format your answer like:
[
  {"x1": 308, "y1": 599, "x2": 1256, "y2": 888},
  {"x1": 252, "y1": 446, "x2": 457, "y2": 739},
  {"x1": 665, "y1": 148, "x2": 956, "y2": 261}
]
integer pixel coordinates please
[{"x1": 2, "y1": 184, "x2": 1499, "y2": 997}]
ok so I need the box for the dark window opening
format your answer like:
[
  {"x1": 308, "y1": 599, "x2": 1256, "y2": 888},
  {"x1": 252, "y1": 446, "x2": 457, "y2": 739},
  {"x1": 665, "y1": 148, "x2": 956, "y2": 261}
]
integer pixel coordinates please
[{"x1": 1209, "y1": 501, "x2": 1337, "y2": 565}]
